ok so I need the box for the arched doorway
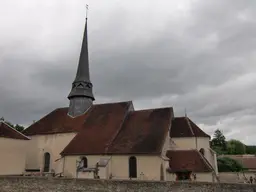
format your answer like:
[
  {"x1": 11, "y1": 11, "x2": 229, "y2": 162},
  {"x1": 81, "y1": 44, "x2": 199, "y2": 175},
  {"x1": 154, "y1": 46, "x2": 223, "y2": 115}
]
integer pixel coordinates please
[
  {"x1": 129, "y1": 156, "x2": 137, "y2": 178},
  {"x1": 43, "y1": 152, "x2": 51, "y2": 172},
  {"x1": 82, "y1": 157, "x2": 88, "y2": 168}
]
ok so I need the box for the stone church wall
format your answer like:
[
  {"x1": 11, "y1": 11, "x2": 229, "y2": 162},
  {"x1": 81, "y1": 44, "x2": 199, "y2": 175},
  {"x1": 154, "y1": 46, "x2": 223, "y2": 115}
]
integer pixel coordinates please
[
  {"x1": 63, "y1": 155, "x2": 163, "y2": 180},
  {"x1": 0, "y1": 176, "x2": 256, "y2": 192}
]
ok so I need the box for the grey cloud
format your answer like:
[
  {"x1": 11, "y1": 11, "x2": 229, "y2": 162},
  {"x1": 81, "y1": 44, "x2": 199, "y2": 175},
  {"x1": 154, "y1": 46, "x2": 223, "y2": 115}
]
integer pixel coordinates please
[{"x1": 1, "y1": 0, "x2": 256, "y2": 144}]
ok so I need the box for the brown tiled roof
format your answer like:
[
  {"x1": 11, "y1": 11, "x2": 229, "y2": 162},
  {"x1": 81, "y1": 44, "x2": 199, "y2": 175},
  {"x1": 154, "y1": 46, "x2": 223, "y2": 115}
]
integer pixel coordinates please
[
  {"x1": 219, "y1": 155, "x2": 256, "y2": 169},
  {"x1": 166, "y1": 150, "x2": 213, "y2": 172},
  {"x1": 60, "y1": 101, "x2": 133, "y2": 155},
  {"x1": 61, "y1": 106, "x2": 173, "y2": 155},
  {"x1": 23, "y1": 101, "x2": 131, "y2": 136},
  {"x1": 108, "y1": 107, "x2": 173, "y2": 154},
  {"x1": 0, "y1": 121, "x2": 30, "y2": 140},
  {"x1": 170, "y1": 117, "x2": 210, "y2": 138},
  {"x1": 23, "y1": 107, "x2": 88, "y2": 135}
]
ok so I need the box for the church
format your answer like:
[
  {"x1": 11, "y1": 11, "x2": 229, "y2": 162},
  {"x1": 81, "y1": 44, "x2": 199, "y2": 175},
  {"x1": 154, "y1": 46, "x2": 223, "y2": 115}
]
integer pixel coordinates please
[{"x1": 0, "y1": 14, "x2": 218, "y2": 182}]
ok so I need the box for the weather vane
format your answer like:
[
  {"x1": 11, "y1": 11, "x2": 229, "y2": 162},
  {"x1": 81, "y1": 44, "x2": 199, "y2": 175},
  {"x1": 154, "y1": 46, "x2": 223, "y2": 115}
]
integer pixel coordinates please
[{"x1": 86, "y1": 4, "x2": 89, "y2": 19}]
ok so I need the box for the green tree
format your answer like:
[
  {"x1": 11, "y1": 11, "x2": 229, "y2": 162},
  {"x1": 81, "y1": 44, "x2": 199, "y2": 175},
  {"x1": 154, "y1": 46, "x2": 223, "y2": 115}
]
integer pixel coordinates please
[
  {"x1": 2, "y1": 119, "x2": 25, "y2": 132},
  {"x1": 246, "y1": 145, "x2": 256, "y2": 154},
  {"x1": 217, "y1": 157, "x2": 245, "y2": 172},
  {"x1": 14, "y1": 124, "x2": 25, "y2": 132},
  {"x1": 227, "y1": 139, "x2": 246, "y2": 155},
  {"x1": 211, "y1": 129, "x2": 227, "y2": 154}
]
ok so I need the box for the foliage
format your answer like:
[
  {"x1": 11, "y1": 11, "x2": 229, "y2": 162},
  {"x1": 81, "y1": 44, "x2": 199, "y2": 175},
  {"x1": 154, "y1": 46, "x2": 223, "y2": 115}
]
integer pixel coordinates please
[
  {"x1": 211, "y1": 129, "x2": 254, "y2": 155},
  {"x1": 217, "y1": 157, "x2": 245, "y2": 172},
  {"x1": 246, "y1": 145, "x2": 256, "y2": 154},
  {"x1": 1, "y1": 118, "x2": 25, "y2": 132},
  {"x1": 211, "y1": 129, "x2": 227, "y2": 154},
  {"x1": 227, "y1": 139, "x2": 246, "y2": 155}
]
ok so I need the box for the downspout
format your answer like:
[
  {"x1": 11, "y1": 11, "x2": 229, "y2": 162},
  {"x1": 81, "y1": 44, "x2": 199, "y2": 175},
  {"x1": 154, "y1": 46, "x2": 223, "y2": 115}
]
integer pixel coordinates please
[
  {"x1": 195, "y1": 136, "x2": 198, "y2": 149},
  {"x1": 62, "y1": 156, "x2": 65, "y2": 177}
]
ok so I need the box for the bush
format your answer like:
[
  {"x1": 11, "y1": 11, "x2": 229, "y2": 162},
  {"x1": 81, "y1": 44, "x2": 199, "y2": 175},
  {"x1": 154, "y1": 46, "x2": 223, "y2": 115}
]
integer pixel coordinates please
[{"x1": 217, "y1": 157, "x2": 245, "y2": 172}]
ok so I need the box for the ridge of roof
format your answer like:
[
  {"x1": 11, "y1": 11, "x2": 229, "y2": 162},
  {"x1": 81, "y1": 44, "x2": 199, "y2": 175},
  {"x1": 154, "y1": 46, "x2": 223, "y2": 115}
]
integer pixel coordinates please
[
  {"x1": 94, "y1": 100, "x2": 133, "y2": 106},
  {"x1": 133, "y1": 106, "x2": 173, "y2": 112},
  {"x1": 0, "y1": 121, "x2": 30, "y2": 140},
  {"x1": 170, "y1": 116, "x2": 210, "y2": 138},
  {"x1": 185, "y1": 116, "x2": 195, "y2": 136},
  {"x1": 104, "y1": 102, "x2": 134, "y2": 153}
]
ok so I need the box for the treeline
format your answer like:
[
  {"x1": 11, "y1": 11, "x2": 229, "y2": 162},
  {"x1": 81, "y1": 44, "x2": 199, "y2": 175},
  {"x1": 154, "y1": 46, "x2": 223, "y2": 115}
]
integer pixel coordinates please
[
  {"x1": 210, "y1": 129, "x2": 256, "y2": 155},
  {"x1": 211, "y1": 129, "x2": 256, "y2": 172},
  {"x1": 0, "y1": 117, "x2": 25, "y2": 132}
]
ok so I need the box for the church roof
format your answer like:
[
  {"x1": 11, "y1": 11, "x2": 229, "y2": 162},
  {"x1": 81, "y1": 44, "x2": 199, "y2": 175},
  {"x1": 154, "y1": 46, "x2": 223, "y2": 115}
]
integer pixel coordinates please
[
  {"x1": 170, "y1": 117, "x2": 210, "y2": 138},
  {"x1": 0, "y1": 121, "x2": 30, "y2": 140},
  {"x1": 104, "y1": 107, "x2": 172, "y2": 154},
  {"x1": 166, "y1": 150, "x2": 213, "y2": 172},
  {"x1": 23, "y1": 101, "x2": 131, "y2": 136},
  {"x1": 61, "y1": 105, "x2": 173, "y2": 155}
]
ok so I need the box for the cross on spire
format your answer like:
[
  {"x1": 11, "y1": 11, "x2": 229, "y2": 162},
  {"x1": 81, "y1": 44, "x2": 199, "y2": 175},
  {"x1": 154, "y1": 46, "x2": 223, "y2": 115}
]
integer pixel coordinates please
[{"x1": 86, "y1": 4, "x2": 89, "y2": 19}]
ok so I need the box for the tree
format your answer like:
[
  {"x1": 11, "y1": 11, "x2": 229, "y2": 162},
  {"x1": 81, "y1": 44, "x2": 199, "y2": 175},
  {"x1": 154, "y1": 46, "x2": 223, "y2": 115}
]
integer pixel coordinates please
[
  {"x1": 14, "y1": 124, "x2": 25, "y2": 132},
  {"x1": 211, "y1": 129, "x2": 227, "y2": 154},
  {"x1": 227, "y1": 139, "x2": 246, "y2": 155},
  {"x1": 2, "y1": 119, "x2": 25, "y2": 132},
  {"x1": 246, "y1": 145, "x2": 256, "y2": 154},
  {"x1": 217, "y1": 157, "x2": 245, "y2": 172}
]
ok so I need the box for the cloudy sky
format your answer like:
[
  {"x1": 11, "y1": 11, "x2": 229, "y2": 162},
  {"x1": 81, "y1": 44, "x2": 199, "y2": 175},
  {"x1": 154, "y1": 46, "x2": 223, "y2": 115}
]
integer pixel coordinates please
[{"x1": 1, "y1": 0, "x2": 256, "y2": 144}]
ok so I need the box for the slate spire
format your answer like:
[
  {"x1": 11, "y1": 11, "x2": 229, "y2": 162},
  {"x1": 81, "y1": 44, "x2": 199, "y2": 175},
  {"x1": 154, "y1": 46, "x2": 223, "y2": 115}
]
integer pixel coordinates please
[{"x1": 68, "y1": 8, "x2": 95, "y2": 117}]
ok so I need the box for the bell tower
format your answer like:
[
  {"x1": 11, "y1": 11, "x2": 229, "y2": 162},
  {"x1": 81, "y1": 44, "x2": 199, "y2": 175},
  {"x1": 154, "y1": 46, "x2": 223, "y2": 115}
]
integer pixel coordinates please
[{"x1": 68, "y1": 6, "x2": 95, "y2": 117}]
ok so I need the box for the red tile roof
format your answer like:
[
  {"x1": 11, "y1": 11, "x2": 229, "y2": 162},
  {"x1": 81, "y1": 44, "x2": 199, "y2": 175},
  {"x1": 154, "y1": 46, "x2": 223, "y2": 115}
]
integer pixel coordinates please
[
  {"x1": 60, "y1": 101, "x2": 133, "y2": 155},
  {"x1": 23, "y1": 101, "x2": 131, "y2": 136},
  {"x1": 22, "y1": 100, "x2": 211, "y2": 156},
  {"x1": 108, "y1": 107, "x2": 173, "y2": 154},
  {"x1": 166, "y1": 150, "x2": 213, "y2": 172},
  {"x1": 23, "y1": 107, "x2": 86, "y2": 135},
  {"x1": 0, "y1": 121, "x2": 30, "y2": 140},
  {"x1": 170, "y1": 117, "x2": 210, "y2": 138}
]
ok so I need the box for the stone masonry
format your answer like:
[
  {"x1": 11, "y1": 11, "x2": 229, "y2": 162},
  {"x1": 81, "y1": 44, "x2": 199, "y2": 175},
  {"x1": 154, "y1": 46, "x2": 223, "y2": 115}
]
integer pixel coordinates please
[{"x1": 0, "y1": 176, "x2": 256, "y2": 192}]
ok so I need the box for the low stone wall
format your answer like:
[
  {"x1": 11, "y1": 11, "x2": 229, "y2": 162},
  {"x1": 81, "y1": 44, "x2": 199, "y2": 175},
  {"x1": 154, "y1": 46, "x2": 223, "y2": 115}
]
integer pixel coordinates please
[
  {"x1": 0, "y1": 176, "x2": 256, "y2": 192},
  {"x1": 219, "y1": 172, "x2": 256, "y2": 183}
]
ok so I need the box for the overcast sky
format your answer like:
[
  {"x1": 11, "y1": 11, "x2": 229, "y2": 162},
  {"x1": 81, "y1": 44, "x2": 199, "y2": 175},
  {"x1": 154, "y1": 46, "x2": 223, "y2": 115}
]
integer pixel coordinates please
[{"x1": 1, "y1": 0, "x2": 256, "y2": 144}]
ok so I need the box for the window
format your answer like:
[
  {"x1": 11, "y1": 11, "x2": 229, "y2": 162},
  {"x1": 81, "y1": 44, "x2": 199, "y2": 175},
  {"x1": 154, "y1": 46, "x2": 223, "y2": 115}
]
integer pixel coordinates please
[
  {"x1": 43, "y1": 152, "x2": 50, "y2": 172},
  {"x1": 82, "y1": 157, "x2": 88, "y2": 168},
  {"x1": 199, "y1": 148, "x2": 205, "y2": 156},
  {"x1": 129, "y1": 156, "x2": 137, "y2": 178}
]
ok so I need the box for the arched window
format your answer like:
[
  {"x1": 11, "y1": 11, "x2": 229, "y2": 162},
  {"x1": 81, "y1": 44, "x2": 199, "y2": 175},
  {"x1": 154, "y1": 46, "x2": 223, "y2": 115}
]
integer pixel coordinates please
[
  {"x1": 129, "y1": 156, "x2": 137, "y2": 178},
  {"x1": 82, "y1": 157, "x2": 88, "y2": 168},
  {"x1": 43, "y1": 152, "x2": 50, "y2": 172},
  {"x1": 199, "y1": 148, "x2": 205, "y2": 156}
]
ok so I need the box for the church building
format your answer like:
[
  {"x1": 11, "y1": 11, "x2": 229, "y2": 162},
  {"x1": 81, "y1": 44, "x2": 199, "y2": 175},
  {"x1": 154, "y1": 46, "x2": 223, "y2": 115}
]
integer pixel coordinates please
[{"x1": 0, "y1": 14, "x2": 218, "y2": 182}]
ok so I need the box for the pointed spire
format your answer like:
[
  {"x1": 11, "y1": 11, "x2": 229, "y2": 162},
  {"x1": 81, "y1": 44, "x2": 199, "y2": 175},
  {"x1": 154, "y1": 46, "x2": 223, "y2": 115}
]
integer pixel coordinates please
[
  {"x1": 67, "y1": 5, "x2": 95, "y2": 117},
  {"x1": 73, "y1": 15, "x2": 90, "y2": 83},
  {"x1": 68, "y1": 6, "x2": 94, "y2": 101}
]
